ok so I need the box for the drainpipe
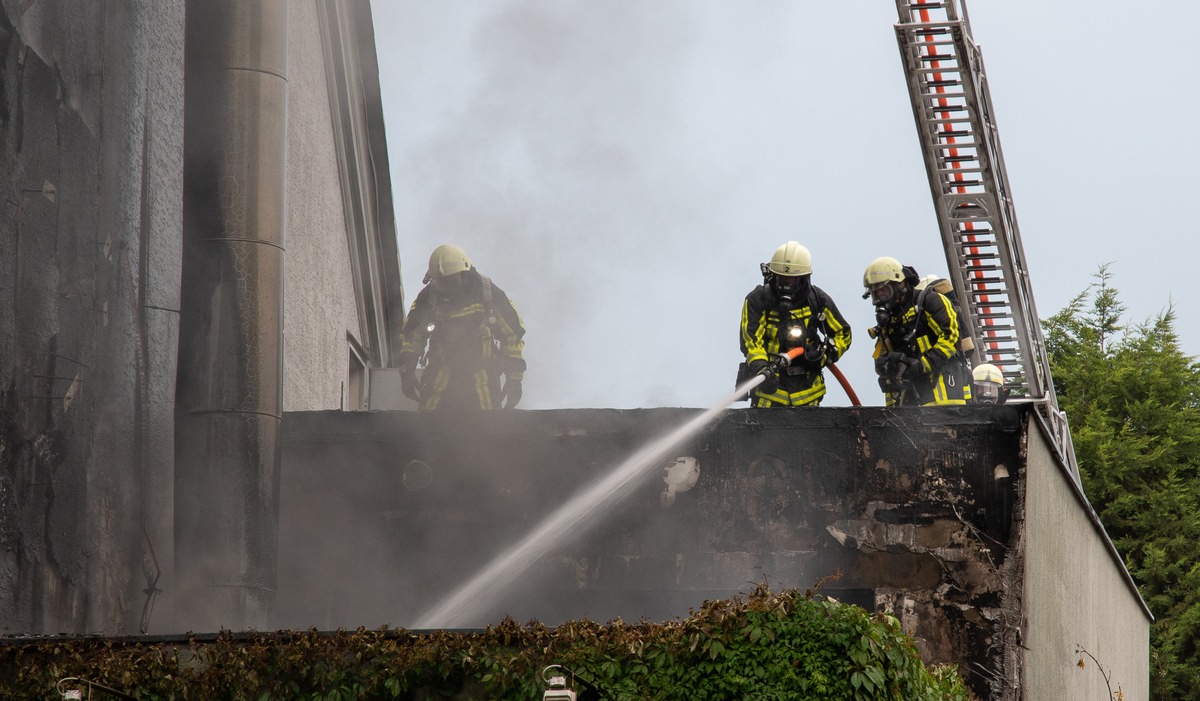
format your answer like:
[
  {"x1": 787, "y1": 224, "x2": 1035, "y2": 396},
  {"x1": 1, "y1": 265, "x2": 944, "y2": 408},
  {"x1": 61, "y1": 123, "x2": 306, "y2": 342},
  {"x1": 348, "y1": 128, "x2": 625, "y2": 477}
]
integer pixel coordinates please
[{"x1": 175, "y1": 0, "x2": 288, "y2": 631}]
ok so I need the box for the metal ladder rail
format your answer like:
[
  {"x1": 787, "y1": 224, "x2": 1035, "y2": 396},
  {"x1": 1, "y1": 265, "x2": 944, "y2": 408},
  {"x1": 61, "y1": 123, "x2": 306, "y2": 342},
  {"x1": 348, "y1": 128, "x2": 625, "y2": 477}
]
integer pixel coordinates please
[
  {"x1": 894, "y1": 3, "x2": 1020, "y2": 384},
  {"x1": 894, "y1": 0, "x2": 1043, "y2": 396},
  {"x1": 894, "y1": 0, "x2": 1078, "y2": 477}
]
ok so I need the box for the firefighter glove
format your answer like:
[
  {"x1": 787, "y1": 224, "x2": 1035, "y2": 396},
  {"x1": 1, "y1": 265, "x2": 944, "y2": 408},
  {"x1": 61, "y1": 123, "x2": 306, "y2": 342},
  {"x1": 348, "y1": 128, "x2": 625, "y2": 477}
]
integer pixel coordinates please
[
  {"x1": 499, "y1": 376, "x2": 522, "y2": 409},
  {"x1": 901, "y1": 357, "x2": 922, "y2": 382},
  {"x1": 400, "y1": 368, "x2": 421, "y2": 402},
  {"x1": 748, "y1": 359, "x2": 778, "y2": 394},
  {"x1": 876, "y1": 352, "x2": 905, "y2": 378}
]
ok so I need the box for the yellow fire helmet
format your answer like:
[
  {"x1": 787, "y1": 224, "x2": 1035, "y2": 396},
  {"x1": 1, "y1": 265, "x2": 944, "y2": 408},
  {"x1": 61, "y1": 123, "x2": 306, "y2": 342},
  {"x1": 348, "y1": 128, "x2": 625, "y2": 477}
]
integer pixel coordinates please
[
  {"x1": 767, "y1": 241, "x2": 812, "y2": 276},
  {"x1": 972, "y1": 363, "x2": 1005, "y2": 402},
  {"x1": 862, "y1": 256, "x2": 905, "y2": 288},
  {"x1": 972, "y1": 363, "x2": 1004, "y2": 386},
  {"x1": 424, "y1": 244, "x2": 472, "y2": 284},
  {"x1": 862, "y1": 256, "x2": 905, "y2": 299}
]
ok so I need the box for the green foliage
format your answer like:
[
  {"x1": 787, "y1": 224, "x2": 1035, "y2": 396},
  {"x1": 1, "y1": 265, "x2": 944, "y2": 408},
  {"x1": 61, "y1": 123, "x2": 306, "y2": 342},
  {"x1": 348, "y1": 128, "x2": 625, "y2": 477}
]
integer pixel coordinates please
[
  {"x1": 0, "y1": 585, "x2": 973, "y2": 700},
  {"x1": 1044, "y1": 266, "x2": 1200, "y2": 700}
]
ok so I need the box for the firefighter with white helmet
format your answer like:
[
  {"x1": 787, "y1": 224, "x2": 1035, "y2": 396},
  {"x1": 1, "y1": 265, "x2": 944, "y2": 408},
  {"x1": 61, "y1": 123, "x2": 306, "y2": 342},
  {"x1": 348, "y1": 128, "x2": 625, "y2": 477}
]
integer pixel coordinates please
[
  {"x1": 971, "y1": 362, "x2": 1007, "y2": 405},
  {"x1": 739, "y1": 241, "x2": 852, "y2": 407},
  {"x1": 398, "y1": 244, "x2": 526, "y2": 411},
  {"x1": 863, "y1": 256, "x2": 972, "y2": 406}
]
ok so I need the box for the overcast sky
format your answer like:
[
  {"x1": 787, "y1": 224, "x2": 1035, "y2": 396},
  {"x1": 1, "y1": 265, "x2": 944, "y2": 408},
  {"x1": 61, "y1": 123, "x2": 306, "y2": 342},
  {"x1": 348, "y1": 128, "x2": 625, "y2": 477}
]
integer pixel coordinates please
[{"x1": 369, "y1": 1, "x2": 1200, "y2": 410}]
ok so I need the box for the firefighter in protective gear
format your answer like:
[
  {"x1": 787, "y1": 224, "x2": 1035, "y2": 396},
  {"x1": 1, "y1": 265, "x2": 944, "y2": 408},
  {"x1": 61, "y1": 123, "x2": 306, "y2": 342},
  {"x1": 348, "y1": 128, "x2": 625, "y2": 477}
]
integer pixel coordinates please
[
  {"x1": 398, "y1": 244, "x2": 526, "y2": 411},
  {"x1": 864, "y1": 256, "x2": 972, "y2": 406},
  {"x1": 740, "y1": 242, "x2": 852, "y2": 407},
  {"x1": 971, "y1": 363, "x2": 1007, "y2": 405}
]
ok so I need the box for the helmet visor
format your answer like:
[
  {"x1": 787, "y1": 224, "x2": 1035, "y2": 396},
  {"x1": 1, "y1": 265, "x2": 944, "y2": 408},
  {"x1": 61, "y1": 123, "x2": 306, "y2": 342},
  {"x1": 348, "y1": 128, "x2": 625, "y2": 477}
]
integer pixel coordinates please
[
  {"x1": 868, "y1": 281, "x2": 895, "y2": 306},
  {"x1": 775, "y1": 275, "x2": 802, "y2": 292},
  {"x1": 434, "y1": 272, "x2": 465, "y2": 295},
  {"x1": 974, "y1": 381, "x2": 1000, "y2": 403}
]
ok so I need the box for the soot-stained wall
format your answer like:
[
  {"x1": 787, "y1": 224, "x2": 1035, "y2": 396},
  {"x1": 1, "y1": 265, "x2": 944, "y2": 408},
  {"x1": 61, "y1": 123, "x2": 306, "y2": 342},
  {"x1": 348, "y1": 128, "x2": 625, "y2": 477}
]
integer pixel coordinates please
[
  {"x1": 0, "y1": 2, "x2": 185, "y2": 635},
  {"x1": 278, "y1": 405, "x2": 1025, "y2": 694}
]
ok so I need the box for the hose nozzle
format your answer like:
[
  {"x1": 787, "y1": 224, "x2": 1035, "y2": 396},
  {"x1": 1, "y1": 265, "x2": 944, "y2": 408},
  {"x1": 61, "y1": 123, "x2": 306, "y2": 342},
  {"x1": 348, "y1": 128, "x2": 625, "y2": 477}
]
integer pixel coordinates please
[{"x1": 774, "y1": 346, "x2": 806, "y2": 370}]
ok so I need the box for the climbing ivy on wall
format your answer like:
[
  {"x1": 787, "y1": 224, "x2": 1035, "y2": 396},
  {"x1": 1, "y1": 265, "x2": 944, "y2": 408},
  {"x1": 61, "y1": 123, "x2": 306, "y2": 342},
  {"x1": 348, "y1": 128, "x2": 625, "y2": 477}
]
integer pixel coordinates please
[{"x1": 0, "y1": 584, "x2": 973, "y2": 700}]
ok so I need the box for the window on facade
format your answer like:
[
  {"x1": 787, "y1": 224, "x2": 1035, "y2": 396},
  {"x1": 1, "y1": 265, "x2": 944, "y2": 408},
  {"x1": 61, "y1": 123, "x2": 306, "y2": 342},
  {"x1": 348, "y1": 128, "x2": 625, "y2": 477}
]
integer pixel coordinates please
[{"x1": 346, "y1": 336, "x2": 368, "y2": 411}]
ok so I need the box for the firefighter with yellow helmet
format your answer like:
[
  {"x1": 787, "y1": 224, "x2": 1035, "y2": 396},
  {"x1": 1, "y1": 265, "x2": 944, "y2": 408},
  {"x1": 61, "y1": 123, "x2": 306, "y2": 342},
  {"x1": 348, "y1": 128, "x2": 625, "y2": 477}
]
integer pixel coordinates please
[
  {"x1": 739, "y1": 241, "x2": 852, "y2": 407},
  {"x1": 398, "y1": 244, "x2": 526, "y2": 411},
  {"x1": 863, "y1": 256, "x2": 972, "y2": 406},
  {"x1": 971, "y1": 362, "x2": 1008, "y2": 405}
]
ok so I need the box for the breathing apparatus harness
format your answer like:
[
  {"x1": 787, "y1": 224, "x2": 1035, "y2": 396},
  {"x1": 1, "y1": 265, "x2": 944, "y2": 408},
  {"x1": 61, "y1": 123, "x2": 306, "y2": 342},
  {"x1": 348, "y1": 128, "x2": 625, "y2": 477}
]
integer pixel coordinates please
[
  {"x1": 871, "y1": 266, "x2": 974, "y2": 398},
  {"x1": 417, "y1": 269, "x2": 502, "y2": 370},
  {"x1": 760, "y1": 263, "x2": 832, "y2": 372}
]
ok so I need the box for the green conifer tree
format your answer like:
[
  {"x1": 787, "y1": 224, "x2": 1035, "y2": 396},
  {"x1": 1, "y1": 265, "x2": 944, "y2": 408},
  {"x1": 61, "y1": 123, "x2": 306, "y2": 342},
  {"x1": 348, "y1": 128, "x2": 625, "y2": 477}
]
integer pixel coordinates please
[{"x1": 1044, "y1": 266, "x2": 1200, "y2": 699}]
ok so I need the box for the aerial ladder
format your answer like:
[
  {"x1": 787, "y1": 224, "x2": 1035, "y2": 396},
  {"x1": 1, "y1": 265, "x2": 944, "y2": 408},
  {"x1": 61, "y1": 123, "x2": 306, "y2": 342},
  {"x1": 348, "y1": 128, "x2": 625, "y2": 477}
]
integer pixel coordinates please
[{"x1": 893, "y1": 0, "x2": 1079, "y2": 477}]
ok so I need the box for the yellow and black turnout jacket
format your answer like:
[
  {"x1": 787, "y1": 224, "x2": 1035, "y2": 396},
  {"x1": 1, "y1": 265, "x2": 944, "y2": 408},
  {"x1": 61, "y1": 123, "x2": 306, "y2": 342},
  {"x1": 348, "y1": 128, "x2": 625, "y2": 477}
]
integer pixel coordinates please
[
  {"x1": 871, "y1": 288, "x2": 971, "y2": 406},
  {"x1": 740, "y1": 284, "x2": 852, "y2": 407},
  {"x1": 398, "y1": 271, "x2": 525, "y2": 411}
]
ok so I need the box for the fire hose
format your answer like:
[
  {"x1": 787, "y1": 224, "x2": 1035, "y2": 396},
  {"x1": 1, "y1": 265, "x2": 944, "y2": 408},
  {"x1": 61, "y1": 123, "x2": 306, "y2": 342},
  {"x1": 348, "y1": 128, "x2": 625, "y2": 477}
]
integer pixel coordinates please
[{"x1": 754, "y1": 346, "x2": 862, "y2": 407}]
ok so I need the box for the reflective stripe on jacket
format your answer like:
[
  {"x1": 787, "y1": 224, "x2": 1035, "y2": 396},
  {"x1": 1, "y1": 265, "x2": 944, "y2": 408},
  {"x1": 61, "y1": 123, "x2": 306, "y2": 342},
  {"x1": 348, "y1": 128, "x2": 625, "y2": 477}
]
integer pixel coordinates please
[
  {"x1": 398, "y1": 273, "x2": 525, "y2": 411},
  {"x1": 872, "y1": 290, "x2": 971, "y2": 406},
  {"x1": 740, "y1": 284, "x2": 852, "y2": 407}
]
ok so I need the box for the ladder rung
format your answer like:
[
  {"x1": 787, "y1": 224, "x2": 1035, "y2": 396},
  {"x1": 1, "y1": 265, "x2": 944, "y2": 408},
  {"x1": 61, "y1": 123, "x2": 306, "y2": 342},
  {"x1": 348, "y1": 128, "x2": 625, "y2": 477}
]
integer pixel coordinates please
[
  {"x1": 963, "y1": 258, "x2": 1002, "y2": 268},
  {"x1": 965, "y1": 276, "x2": 1008, "y2": 287},
  {"x1": 939, "y1": 168, "x2": 984, "y2": 177},
  {"x1": 926, "y1": 79, "x2": 962, "y2": 88},
  {"x1": 974, "y1": 312, "x2": 1015, "y2": 322},
  {"x1": 921, "y1": 89, "x2": 969, "y2": 99},
  {"x1": 906, "y1": 37, "x2": 957, "y2": 47},
  {"x1": 913, "y1": 27, "x2": 952, "y2": 37},
  {"x1": 916, "y1": 63, "x2": 962, "y2": 74},
  {"x1": 926, "y1": 117, "x2": 973, "y2": 127},
  {"x1": 924, "y1": 97, "x2": 967, "y2": 107}
]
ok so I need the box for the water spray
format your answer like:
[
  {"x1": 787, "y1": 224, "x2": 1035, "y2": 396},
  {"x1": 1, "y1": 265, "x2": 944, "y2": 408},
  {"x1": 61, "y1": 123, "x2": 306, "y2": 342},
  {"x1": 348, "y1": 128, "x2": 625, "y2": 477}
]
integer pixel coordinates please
[{"x1": 411, "y1": 373, "x2": 772, "y2": 629}]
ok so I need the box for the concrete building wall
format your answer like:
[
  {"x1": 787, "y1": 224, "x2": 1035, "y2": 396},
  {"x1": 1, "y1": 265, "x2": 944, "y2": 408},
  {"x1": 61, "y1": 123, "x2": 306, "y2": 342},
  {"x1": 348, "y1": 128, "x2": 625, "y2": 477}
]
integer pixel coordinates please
[
  {"x1": 276, "y1": 405, "x2": 1154, "y2": 699},
  {"x1": 0, "y1": 1, "x2": 186, "y2": 635},
  {"x1": 1022, "y1": 419, "x2": 1151, "y2": 700},
  {"x1": 282, "y1": 1, "x2": 363, "y2": 412}
]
